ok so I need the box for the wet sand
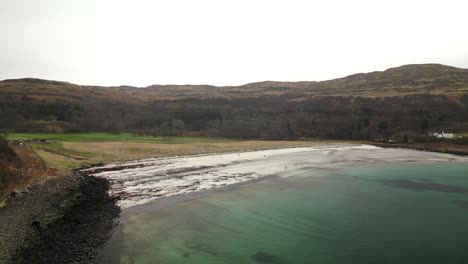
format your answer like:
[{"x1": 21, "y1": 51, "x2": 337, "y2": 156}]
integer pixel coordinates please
[
  {"x1": 95, "y1": 146, "x2": 468, "y2": 264},
  {"x1": 81, "y1": 144, "x2": 468, "y2": 210}
]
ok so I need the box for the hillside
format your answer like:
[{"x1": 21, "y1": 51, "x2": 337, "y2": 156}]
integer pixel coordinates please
[
  {"x1": 1, "y1": 64, "x2": 468, "y2": 103},
  {"x1": 0, "y1": 136, "x2": 23, "y2": 200},
  {"x1": 0, "y1": 137, "x2": 17, "y2": 183},
  {"x1": 1, "y1": 64, "x2": 468, "y2": 140}
]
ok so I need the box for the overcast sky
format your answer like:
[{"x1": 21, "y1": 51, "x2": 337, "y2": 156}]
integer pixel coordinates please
[{"x1": 1, "y1": 0, "x2": 468, "y2": 87}]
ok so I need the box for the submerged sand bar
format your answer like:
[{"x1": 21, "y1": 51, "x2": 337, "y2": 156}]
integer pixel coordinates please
[{"x1": 80, "y1": 144, "x2": 468, "y2": 208}]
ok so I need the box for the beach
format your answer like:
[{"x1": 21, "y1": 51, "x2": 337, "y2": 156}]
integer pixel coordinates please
[
  {"x1": 81, "y1": 144, "x2": 468, "y2": 209},
  {"x1": 3, "y1": 144, "x2": 468, "y2": 263},
  {"x1": 95, "y1": 145, "x2": 468, "y2": 263}
]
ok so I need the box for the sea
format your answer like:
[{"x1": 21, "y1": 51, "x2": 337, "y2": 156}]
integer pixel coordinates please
[{"x1": 98, "y1": 149, "x2": 468, "y2": 264}]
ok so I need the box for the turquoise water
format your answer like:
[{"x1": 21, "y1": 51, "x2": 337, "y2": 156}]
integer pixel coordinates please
[{"x1": 103, "y1": 163, "x2": 468, "y2": 264}]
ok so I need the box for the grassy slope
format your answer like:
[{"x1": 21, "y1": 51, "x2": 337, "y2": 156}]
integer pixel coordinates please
[
  {"x1": 6, "y1": 133, "x2": 239, "y2": 175},
  {"x1": 7, "y1": 133, "x2": 236, "y2": 143},
  {"x1": 6, "y1": 133, "x2": 357, "y2": 177},
  {"x1": 7, "y1": 134, "x2": 467, "y2": 176}
]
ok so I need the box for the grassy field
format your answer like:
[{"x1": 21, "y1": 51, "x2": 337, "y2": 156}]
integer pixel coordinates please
[
  {"x1": 7, "y1": 133, "x2": 236, "y2": 144},
  {"x1": 5, "y1": 133, "x2": 239, "y2": 176},
  {"x1": 6, "y1": 133, "x2": 366, "y2": 179},
  {"x1": 7, "y1": 133, "x2": 348, "y2": 177}
]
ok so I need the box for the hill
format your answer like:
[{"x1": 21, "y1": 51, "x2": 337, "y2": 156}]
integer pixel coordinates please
[
  {"x1": 1, "y1": 64, "x2": 468, "y2": 140},
  {"x1": 1, "y1": 64, "x2": 468, "y2": 103}
]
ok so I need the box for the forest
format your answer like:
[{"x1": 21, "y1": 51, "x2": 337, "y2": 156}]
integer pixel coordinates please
[
  {"x1": 1, "y1": 93, "x2": 468, "y2": 143},
  {"x1": 2, "y1": 64, "x2": 468, "y2": 143}
]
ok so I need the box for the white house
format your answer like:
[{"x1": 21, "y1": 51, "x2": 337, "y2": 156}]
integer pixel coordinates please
[{"x1": 428, "y1": 131, "x2": 454, "y2": 139}]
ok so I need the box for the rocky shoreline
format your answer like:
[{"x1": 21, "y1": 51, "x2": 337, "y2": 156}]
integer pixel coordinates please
[
  {"x1": 0, "y1": 172, "x2": 120, "y2": 264},
  {"x1": 1, "y1": 144, "x2": 467, "y2": 263},
  {"x1": 373, "y1": 143, "x2": 468, "y2": 156}
]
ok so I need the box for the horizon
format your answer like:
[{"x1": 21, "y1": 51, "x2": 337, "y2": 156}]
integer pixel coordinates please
[
  {"x1": 1, "y1": 0, "x2": 468, "y2": 87},
  {"x1": 1, "y1": 62, "x2": 465, "y2": 88}
]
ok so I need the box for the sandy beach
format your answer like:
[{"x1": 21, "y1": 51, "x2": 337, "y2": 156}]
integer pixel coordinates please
[
  {"x1": 81, "y1": 144, "x2": 468, "y2": 209},
  {"x1": 96, "y1": 145, "x2": 468, "y2": 264}
]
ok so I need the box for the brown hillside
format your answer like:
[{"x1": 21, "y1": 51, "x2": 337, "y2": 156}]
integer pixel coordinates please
[
  {"x1": 1, "y1": 64, "x2": 468, "y2": 103},
  {"x1": 0, "y1": 137, "x2": 22, "y2": 200}
]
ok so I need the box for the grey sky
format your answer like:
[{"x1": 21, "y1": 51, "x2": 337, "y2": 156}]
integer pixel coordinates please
[{"x1": 1, "y1": 0, "x2": 468, "y2": 87}]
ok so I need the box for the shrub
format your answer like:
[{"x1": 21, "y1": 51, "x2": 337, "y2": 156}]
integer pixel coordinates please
[
  {"x1": 453, "y1": 137, "x2": 468, "y2": 145},
  {"x1": 0, "y1": 136, "x2": 18, "y2": 184}
]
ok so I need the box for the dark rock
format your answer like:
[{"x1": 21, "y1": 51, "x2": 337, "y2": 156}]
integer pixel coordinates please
[
  {"x1": 9, "y1": 173, "x2": 121, "y2": 264},
  {"x1": 451, "y1": 199, "x2": 468, "y2": 209},
  {"x1": 371, "y1": 179, "x2": 468, "y2": 193},
  {"x1": 251, "y1": 251, "x2": 282, "y2": 263},
  {"x1": 31, "y1": 221, "x2": 41, "y2": 231}
]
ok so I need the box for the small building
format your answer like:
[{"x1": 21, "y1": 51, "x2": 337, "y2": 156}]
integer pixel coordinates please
[
  {"x1": 428, "y1": 131, "x2": 454, "y2": 139},
  {"x1": 45, "y1": 115, "x2": 57, "y2": 122}
]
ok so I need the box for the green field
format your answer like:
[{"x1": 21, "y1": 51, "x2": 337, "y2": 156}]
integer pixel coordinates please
[{"x1": 7, "y1": 133, "x2": 235, "y2": 144}]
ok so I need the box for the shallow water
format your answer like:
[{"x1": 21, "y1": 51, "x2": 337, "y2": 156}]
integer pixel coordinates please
[{"x1": 100, "y1": 162, "x2": 468, "y2": 264}]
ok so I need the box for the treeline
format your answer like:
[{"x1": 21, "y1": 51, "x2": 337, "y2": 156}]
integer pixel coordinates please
[{"x1": 2, "y1": 94, "x2": 468, "y2": 141}]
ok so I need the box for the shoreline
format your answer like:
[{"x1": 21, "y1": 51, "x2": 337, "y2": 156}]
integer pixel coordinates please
[
  {"x1": 0, "y1": 143, "x2": 357, "y2": 263},
  {"x1": 2, "y1": 142, "x2": 468, "y2": 263},
  {"x1": 82, "y1": 143, "x2": 468, "y2": 210},
  {"x1": 372, "y1": 143, "x2": 468, "y2": 156},
  {"x1": 119, "y1": 148, "x2": 468, "y2": 219},
  {"x1": 0, "y1": 172, "x2": 120, "y2": 264},
  {"x1": 98, "y1": 174, "x2": 284, "y2": 264},
  {"x1": 97, "y1": 145, "x2": 468, "y2": 263},
  {"x1": 81, "y1": 144, "x2": 378, "y2": 209}
]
